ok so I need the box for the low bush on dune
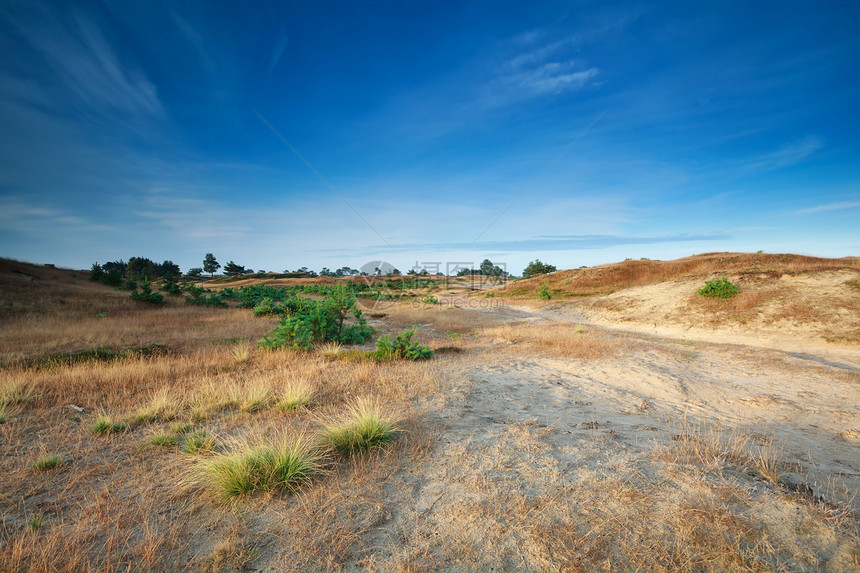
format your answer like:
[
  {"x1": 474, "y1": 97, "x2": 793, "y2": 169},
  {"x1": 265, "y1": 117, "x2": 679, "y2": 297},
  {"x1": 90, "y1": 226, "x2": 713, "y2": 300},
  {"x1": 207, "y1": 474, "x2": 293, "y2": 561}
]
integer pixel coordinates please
[
  {"x1": 130, "y1": 278, "x2": 164, "y2": 303},
  {"x1": 258, "y1": 284, "x2": 373, "y2": 351},
  {"x1": 698, "y1": 276, "x2": 740, "y2": 298},
  {"x1": 372, "y1": 327, "x2": 433, "y2": 361}
]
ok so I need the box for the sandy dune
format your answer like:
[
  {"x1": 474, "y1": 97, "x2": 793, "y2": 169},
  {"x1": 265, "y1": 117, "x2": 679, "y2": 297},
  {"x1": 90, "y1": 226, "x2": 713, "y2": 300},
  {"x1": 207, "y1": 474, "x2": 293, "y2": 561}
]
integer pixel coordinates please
[{"x1": 357, "y1": 293, "x2": 860, "y2": 569}]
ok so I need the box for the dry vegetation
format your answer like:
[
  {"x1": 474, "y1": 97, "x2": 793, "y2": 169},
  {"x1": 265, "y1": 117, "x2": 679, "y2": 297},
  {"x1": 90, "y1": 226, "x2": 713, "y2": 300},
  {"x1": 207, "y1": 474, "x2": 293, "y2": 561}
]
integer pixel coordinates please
[
  {"x1": 495, "y1": 252, "x2": 860, "y2": 297},
  {"x1": 489, "y1": 253, "x2": 860, "y2": 347},
  {"x1": 1, "y1": 256, "x2": 858, "y2": 571}
]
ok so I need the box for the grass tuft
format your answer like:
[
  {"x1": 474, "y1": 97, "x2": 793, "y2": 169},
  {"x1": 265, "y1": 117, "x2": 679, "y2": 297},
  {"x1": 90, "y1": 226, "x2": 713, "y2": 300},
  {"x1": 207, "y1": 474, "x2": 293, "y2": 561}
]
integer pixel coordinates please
[
  {"x1": 1, "y1": 379, "x2": 33, "y2": 406},
  {"x1": 134, "y1": 388, "x2": 180, "y2": 424},
  {"x1": 238, "y1": 381, "x2": 272, "y2": 412},
  {"x1": 170, "y1": 422, "x2": 193, "y2": 434},
  {"x1": 32, "y1": 453, "x2": 64, "y2": 471},
  {"x1": 182, "y1": 431, "x2": 216, "y2": 455},
  {"x1": 320, "y1": 396, "x2": 398, "y2": 455},
  {"x1": 196, "y1": 437, "x2": 319, "y2": 498},
  {"x1": 28, "y1": 514, "x2": 44, "y2": 532},
  {"x1": 232, "y1": 341, "x2": 252, "y2": 364},
  {"x1": 147, "y1": 433, "x2": 179, "y2": 448},
  {"x1": 276, "y1": 379, "x2": 313, "y2": 411},
  {"x1": 91, "y1": 415, "x2": 127, "y2": 435},
  {"x1": 318, "y1": 341, "x2": 344, "y2": 358}
]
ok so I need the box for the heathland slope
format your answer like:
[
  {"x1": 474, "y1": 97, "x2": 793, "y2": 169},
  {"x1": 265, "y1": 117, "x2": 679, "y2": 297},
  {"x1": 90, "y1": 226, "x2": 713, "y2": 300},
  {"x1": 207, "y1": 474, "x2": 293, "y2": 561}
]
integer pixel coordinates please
[
  {"x1": 1, "y1": 255, "x2": 858, "y2": 571},
  {"x1": 493, "y1": 252, "x2": 860, "y2": 350}
]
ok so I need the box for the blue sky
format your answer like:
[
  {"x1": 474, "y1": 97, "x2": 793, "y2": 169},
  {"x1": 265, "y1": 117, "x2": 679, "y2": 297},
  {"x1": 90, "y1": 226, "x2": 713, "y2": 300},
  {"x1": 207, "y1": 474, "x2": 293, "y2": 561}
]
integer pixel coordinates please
[{"x1": 1, "y1": 1, "x2": 858, "y2": 275}]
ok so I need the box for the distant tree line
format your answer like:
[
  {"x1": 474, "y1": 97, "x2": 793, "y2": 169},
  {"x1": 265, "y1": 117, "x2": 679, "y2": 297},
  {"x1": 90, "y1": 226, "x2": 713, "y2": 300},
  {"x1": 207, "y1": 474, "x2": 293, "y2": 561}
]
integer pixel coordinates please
[
  {"x1": 89, "y1": 253, "x2": 556, "y2": 284},
  {"x1": 456, "y1": 259, "x2": 509, "y2": 278},
  {"x1": 90, "y1": 257, "x2": 181, "y2": 286}
]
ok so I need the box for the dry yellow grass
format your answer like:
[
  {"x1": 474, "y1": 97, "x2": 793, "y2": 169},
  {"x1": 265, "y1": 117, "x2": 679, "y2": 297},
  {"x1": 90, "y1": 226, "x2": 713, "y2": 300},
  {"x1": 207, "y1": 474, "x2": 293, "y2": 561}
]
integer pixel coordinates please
[
  {"x1": 495, "y1": 252, "x2": 860, "y2": 298},
  {"x1": 0, "y1": 258, "x2": 447, "y2": 571},
  {"x1": 1, "y1": 257, "x2": 857, "y2": 571},
  {"x1": 480, "y1": 321, "x2": 615, "y2": 359}
]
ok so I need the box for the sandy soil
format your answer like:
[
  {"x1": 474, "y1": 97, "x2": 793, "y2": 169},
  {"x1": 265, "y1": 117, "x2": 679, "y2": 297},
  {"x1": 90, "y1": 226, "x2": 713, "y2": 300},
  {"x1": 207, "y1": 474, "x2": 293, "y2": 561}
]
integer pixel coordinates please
[
  {"x1": 562, "y1": 269, "x2": 860, "y2": 353},
  {"x1": 2, "y1": 259, "x2": 858, "y2": 570},
  {"x1": 347, "y1": 294, "x2": 860, "y2": 569}
]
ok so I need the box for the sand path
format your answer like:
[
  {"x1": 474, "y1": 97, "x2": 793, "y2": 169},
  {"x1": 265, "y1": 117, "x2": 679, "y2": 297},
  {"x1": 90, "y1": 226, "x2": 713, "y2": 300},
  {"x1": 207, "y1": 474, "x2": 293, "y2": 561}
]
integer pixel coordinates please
[{"x1": 361, "y1": 297, "x2": 860, "y2": 567}]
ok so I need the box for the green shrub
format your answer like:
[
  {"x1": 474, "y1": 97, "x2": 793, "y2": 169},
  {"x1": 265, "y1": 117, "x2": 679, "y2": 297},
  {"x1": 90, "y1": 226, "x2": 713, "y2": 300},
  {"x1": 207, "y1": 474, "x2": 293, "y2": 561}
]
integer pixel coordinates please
[
  {"x1": 252, "y1": 297, "x2": 285, "y2": 317},
  {"x1": 523, "y1": 259, "x2": 557, "y2": 278},
  {"x1": 538, "y1": 283, "x2": 552, "y2": 300},
  {"x1": 421, "y1": 295, "x2": 438, "y2": 305},
  {"x1": 90, "y1": 262, "x2": 104, "y2": 282},
  {"x1": 183, "y1": 283, "x2": 228, "y2": 307},
  {"x1": 258, "y1": 284, "x2": 373, "y2": 350},
  {"x1": 698, "y1": 276, "x2": 740, "y2": 298},
  {"x1": 130, "y1": 279, "x2": 164, "y2": 303},
  {"x1": 160, "y1": 277, "x2": 182, "y2": 296},
  {"x1": 373, "y1": 327, "x2": 433, "y2": 361},
  {"x1": 101, "y1": 269, "x2": 123, "y2": 287}
]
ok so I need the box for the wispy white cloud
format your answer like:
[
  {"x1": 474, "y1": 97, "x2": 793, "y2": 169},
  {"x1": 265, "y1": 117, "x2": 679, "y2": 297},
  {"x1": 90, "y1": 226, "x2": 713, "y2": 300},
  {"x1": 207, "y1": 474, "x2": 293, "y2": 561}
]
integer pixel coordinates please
[
  {"x1": 170, "y1": 10, "x2": 216, "y2": 75},
  {"x1": 514, "y1": 64, "x2": 598, "y2": 95},
  {"x1": 270, "y1": 29, "x2": 290, "y2": 70},
  {"x1": 487, "y1": 33, "x2": 598, "y2": 102},
  {"x1": 507, "y1": 38, "x2": 576, "y2": 69},
  {"x1": 794, "y1": 200, "x2": 860, "y2": 214},
  {"x1": 745, "y1": 135, "x2": 823, "y2": 172},
  {"x1": 0, "y1": 196, "x2": 115, "y2": 235},
  {"x1": 5, "y1": 1, "x2": 163, "y2": 120}
]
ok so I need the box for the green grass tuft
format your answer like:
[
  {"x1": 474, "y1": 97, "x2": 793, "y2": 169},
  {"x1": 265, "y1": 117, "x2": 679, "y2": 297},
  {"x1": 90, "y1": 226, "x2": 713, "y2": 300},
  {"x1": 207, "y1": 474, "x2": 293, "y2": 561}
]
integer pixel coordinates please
[
  {"x1": 133, "y1": 388, "x2": 180, "y2": 424},
  {"x1": 182, "y1": 431, "x2": 216, "y2": 455},
  {"x1": 147, "y1": 433, "x2": 179, "y2": 448},
  {"x1": 0, "y1": 380, "x2": 33, "y2": 406},
  {"x1": 197, "y1": 437, "x2": 318, "y2": 499},
  {"x1": 238, "y1": 382, "x2": 271, "y2": 412},
  {"x1": 320, "y1": 397, "x2": 398, "y2": 455},
  {"x1": 276, "y1": 380, "x2": 313, "y2": 411},
  {"x1": 91, "y1": 416, "x2": 127, "y2": 434},
  {"x1": 32, "y1": 454, "x2": 64, "y2": 471},
  {"x1": 170, "y1": 422, "x2": 193, "y2": 434},
  {"x1": 28, "y1": 514, "x2": 44, "y2": 532}
]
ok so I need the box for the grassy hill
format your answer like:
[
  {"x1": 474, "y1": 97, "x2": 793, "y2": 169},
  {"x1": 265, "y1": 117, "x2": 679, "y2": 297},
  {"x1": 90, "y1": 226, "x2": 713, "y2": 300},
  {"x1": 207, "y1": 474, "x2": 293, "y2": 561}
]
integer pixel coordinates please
[{"x1": 494, "y1": 252, "x2": 860, "y2": 298}]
